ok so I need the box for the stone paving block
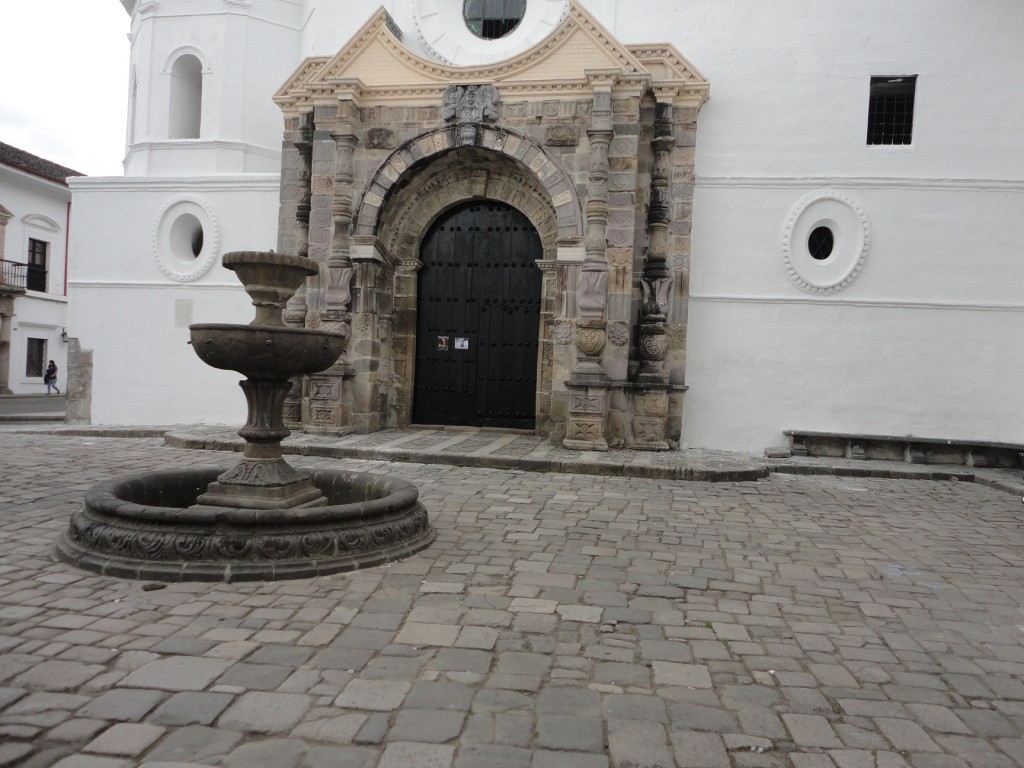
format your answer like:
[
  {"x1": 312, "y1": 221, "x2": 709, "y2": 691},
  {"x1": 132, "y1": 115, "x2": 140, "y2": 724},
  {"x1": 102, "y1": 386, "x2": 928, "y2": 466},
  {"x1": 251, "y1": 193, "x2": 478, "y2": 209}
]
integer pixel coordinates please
[
  {"x1": 431, "y1": 649, "x2": 493, "y2": 674},
  {"x1": 395, "y1": 622, "x2": 460, "y2": 647},
  {"x1": 51, "y1": 757, "x2": 131, "y2": 768},
  {"x1": 148, "y1": 691, "x2": 233, "y2": 726},
  {"x1": 670, "y1": 730, "x2": 730, "y2": 768},
  {"x1": 455, "y1": 744, "x2": 532, "y2": 767},
  {"x1": 141, "y1": 725, "x2": 242, "y2": 763},
  {"x1": 13, "y1": 661, "x2": 105, "y2": 692},
  {"x1": 782, "y1": 714, "x2": 844, "y2": 748},
  {"x1": 652, "y1": 661, "x2": 712, "y2": 688},
  {"x1": 455, "y1": 626, "x2": 500, "y2": 650},
  {"x1": 220, "y1": 739, "x2": 307, "y2": 767},
  {"x1": 607, "y1": 718, "x2": 675, "y2": 768},
  {"x1": 531, "y1": 752, "x2": 609, "y2": 768},
  {"x1": 301, "y1": 745, "x2": 378, "y2": 768},
  {"x1": 215, "y1": 662, "x2": 294, "y2": 690},
  {"x1": 84, "y1": 724, "x2": 165, "y2": 761},
  {"x1": 77, "y1": 689, "x2": 166, "y2": 721},
  {"x1": 0, "y1": 743, "x2": 33, "y2": 767},
  {"x1": 378, "y1": 742, "x2": 455, "y2": 768},
  {"x1": 405, "y1": 681, "x2": 475, "y2": 711},
  {"x1": 335, "y1": 679, "x2": 411, "y2": 711},
  {"x1": 118, "y1": 657, "x2": 233, "y2": 692},
  {"x1": 388, "y1": 708, "x2": 466, "y2": 742},
  {"x1": 218, "y1": 692, "x2": 312, "y2": 733},
  {"x1": 291, "y1": 713, "x2": 367, "y2": 743},
  {"x1": 534, "y1": 714, "x2": 604, "y2": 752}
]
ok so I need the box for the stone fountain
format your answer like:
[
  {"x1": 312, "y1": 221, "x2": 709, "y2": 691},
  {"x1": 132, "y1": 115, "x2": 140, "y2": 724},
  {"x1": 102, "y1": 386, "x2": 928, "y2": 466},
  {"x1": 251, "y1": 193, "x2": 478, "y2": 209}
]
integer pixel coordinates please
[{"x1": 57, "y1": 251, "x2": 434, "y2": 581}]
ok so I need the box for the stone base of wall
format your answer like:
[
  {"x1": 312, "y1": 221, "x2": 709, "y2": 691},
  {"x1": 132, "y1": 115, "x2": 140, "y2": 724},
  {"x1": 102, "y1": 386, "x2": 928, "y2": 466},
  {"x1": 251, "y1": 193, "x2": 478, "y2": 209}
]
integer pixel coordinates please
[{"x1": 786, "y1": 430, "x2": 1024, "y2": 468}]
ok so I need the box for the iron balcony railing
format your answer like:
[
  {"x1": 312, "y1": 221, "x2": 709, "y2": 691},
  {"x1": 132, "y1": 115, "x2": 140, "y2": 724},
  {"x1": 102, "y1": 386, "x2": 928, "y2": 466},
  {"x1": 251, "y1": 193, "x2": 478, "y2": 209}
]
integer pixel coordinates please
[
  {"x1": 26, "y1": 265, "x2": 47, "y2": 292},
  {"x1": 0, "y1": 259, "x2": 28, "y2": 293}
]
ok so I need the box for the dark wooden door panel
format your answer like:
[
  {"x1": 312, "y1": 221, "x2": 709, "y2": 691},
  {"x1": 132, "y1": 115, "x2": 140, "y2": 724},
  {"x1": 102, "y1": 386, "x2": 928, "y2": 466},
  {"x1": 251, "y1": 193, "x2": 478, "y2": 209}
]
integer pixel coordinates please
[{"x1": 413, "y1": 201, "x2": 541, "y2": 429}]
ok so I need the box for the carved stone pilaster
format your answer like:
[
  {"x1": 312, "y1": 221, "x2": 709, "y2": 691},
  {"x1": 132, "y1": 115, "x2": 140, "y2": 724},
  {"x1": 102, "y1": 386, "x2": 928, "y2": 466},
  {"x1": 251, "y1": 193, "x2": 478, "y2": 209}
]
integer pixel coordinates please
[
  {"x1": 325, "y1": 131, "x2": 358, "y2": 347},
  {"x1": 630, "y1": 388, "x2": 671, "y2": 451},
  {"x1": 574, "y1": 80, "x2": 614, "y2": 385},
  {"x1": 279, "y1": 128, "x2": 313, "y2": 428},
  {"x1": 638, "y1": 103, "x2": 676, "y2": 383},
  {"x1": 564, "y1": 383, "x2": 610, "y2": 452}
]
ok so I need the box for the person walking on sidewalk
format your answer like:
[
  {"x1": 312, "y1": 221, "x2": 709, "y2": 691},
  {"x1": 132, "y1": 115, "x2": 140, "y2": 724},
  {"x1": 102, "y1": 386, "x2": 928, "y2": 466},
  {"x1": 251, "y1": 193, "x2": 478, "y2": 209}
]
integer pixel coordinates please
[{"x1": 44, "y1": 360, "x2": 60, "y2": 395}]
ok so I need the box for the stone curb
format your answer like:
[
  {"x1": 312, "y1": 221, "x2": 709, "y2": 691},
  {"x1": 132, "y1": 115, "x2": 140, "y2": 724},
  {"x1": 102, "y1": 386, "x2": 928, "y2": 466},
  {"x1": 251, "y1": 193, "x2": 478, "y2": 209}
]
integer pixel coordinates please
[
  {"x1": 12, "y1": 426, "x2": 1024, "y2": 494},
  {"x1": 163, "y1": 431, "x2": 771, "y2": 483}
]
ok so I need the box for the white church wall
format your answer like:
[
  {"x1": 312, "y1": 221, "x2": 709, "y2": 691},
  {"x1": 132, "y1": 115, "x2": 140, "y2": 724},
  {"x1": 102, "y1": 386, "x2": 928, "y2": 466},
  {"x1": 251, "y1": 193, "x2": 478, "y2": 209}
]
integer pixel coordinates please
[
  {"x1": 684, "y1": 183, "x2": 1024, "y2": 451},
  {"x1": 68, "y1": 175, "x2": 280, "y2": 425},
  {"x1": 71, "y1": 0, "x2": 1024, "y2": 450},
  {"x1": 597, "y1": 0, "x2": 1024, "y2": 451}
]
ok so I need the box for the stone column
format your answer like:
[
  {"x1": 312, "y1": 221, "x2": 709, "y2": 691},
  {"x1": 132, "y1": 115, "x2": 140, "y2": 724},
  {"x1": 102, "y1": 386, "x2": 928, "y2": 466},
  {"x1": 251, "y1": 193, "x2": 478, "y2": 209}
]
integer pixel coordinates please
[
  {"x1": 0, "y1": 295, "x2": 14, "y2": 394},
  {"x1": 565, "y1": 76, "x2": 615, "y2": 451},
  {"x1": 305, "y1": 131, "x2": 358, "y2": 435},
  {"x1": 632, "y1": 97, "x2": 676, "y2": 450},
  {"x1": 278, "y1": 119, "x2": 312, "y2": 427},
  {"x1": 300, "y1": 129, "x2": 342, "y2": 432},
  {"x1": 391, "y1": 257, "x2": 421, "y2": 428}
]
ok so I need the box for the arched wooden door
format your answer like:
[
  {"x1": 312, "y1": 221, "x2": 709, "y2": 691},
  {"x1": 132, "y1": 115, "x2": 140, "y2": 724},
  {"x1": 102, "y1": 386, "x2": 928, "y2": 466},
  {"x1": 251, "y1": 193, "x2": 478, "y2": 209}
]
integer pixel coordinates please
[{"x1": 413, "y1": 201, "x2": 542, "y2": 429}]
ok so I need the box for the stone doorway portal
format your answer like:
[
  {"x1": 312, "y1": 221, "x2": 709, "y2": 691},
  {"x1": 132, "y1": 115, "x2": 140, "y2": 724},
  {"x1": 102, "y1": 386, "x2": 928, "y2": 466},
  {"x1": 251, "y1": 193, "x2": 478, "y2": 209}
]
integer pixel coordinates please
[{"x1": 413, "y1": 201, "x2": 542, "y2": 428}]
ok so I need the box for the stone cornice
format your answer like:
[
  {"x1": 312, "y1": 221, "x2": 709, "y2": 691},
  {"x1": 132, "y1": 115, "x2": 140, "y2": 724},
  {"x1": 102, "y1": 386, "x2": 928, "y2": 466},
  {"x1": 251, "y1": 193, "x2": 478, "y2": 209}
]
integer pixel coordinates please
[{"x1": 274, "y1": 2, "x2": 709, "y2": 115}]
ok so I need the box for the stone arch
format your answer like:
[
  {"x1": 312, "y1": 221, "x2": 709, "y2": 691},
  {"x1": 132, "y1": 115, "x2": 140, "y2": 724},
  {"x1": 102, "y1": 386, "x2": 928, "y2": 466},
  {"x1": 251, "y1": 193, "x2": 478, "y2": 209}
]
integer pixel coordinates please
[
  {"x1": 355, "y1": 125, "x2": 583, "y2": 252},
  {"x1": 356, "y1": 128, "x2": 579, "y2": 435}
]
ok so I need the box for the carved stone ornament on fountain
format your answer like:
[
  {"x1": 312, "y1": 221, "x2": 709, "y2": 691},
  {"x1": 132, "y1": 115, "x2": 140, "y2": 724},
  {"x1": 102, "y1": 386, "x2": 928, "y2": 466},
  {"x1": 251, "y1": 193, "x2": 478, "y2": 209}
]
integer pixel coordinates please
[{"x1": 57, "y1": 251, "x2": 435, "y2": 581}]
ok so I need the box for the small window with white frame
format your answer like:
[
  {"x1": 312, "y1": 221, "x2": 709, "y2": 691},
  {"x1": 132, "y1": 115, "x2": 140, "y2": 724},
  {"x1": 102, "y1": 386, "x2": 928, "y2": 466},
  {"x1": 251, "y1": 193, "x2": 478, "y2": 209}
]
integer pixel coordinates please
[
  {"x1": 27, "y1": 238, "x2": 48, "y2": 292},
  {"x1": 867, "y1": 75, "x2": 917, "y2": 146},
  {"x1": 26, "y1": 338, "x2": 46, "y2": 378}
]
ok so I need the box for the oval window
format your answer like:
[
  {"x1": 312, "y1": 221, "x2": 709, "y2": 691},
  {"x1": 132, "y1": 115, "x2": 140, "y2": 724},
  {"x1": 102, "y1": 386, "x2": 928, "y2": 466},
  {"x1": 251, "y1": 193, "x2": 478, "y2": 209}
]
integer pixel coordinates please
[
  {"x1": 807, "y1": 226, "x2": 834, "y2": 261},
  {"x1": 170, "y1": 212, "x2": 204, "y2": 261},
  {"x1": 464, "y1": 0, "x2": 526, "y2": 40}
]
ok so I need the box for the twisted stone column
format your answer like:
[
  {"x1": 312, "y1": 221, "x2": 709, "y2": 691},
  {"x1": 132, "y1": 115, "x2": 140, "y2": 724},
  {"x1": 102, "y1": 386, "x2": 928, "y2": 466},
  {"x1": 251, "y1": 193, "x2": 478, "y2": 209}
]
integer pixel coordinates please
[
  {"x1": 566, "y1": 79, "x2": 615, "y2": 451},
  {"x1": 633, "y1": 100, "x2": 676, "y2": 450}
]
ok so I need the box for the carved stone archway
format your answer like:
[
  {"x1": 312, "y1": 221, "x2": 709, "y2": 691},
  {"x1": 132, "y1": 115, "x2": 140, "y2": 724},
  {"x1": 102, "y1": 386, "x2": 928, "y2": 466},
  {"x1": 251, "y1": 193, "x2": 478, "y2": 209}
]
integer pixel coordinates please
[
  {"x1": 353, "y1": 135, "x2": 581, "y2": 430},
  {"x1": 273, "y1": 0, "x2": 709, "y2": 447}
]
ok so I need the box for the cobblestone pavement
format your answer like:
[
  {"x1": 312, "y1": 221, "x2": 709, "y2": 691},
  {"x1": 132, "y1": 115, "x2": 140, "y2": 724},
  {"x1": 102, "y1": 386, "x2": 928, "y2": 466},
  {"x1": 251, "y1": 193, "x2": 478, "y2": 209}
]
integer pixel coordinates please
[{"x1": 2, "y1": 432, "x2": 1024, "y2": 768}]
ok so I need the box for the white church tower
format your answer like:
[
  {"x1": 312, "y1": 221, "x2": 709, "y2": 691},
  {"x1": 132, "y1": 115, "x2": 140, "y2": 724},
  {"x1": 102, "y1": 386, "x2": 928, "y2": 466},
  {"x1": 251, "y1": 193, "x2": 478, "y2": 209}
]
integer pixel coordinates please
[{"x1": 120, "y1": 0, "x2": 300, "y2": 177}]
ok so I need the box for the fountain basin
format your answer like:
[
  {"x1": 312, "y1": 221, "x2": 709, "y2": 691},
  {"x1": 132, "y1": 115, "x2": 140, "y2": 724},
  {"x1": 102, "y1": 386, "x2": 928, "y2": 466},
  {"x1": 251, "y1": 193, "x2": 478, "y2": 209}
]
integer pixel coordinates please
[
  {"x1": 56, "y1": 467, "x2": 435, "y2": 581},
  {"x1": 190, "y1": 323, "x2": 344, "y2": 380}
]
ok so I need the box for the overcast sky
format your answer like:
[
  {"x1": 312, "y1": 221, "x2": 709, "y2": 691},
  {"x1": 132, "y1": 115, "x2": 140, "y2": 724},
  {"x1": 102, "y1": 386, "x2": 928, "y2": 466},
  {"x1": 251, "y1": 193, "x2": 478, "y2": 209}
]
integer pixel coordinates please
[{"x1": 1, "y1": 1, "x2": 130, "y2": 177}]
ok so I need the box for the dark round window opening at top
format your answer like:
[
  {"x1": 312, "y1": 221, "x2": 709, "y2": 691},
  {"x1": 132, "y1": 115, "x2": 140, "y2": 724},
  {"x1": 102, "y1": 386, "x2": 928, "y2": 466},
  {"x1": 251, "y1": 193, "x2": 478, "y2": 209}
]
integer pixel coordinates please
[
  {"x1": 808, "y1": 226, "x2": 834, "y2": 260},
  {"x1": 464, "y1": 0, "x2": 526, "y2": 40}
]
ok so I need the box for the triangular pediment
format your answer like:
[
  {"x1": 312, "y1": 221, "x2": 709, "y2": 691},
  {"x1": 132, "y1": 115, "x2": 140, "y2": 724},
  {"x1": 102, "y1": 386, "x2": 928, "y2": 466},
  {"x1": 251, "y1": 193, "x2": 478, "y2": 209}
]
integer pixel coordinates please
[{"x1": 275, "y1": 1, "x2": 709, "y2": 111}]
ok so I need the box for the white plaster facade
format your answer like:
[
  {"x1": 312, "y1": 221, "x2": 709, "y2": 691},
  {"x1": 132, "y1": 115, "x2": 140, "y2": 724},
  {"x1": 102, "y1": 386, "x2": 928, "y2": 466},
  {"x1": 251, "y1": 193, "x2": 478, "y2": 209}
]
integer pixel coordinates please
[
  {"x1": 0, "y1": 149, "x2": 74, "y2": 395},
  {"x1": 69, "y1": 0, "x2": 1024, "y2": 451}
]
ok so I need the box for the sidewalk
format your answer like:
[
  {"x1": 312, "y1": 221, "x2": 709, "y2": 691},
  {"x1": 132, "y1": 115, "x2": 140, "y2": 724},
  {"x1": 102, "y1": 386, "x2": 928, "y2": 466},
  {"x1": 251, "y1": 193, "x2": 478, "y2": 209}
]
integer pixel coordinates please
[
  {"x1": 1, "y1": 430, "x2": 1024, "y2": 767},
  {"x1": 0, "y1": 392, "x2": 66, "y2": 422},
  {"x1": 13, "y1": 421, "x2": 1024, "y2": 495}
]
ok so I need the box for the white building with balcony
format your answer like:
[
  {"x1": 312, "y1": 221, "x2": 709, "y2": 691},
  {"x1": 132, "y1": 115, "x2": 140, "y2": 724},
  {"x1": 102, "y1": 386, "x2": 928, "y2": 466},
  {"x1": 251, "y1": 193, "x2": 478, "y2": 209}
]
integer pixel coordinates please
[{"x1": 0, "y1": 143, "x2": 78, "y2": 395}]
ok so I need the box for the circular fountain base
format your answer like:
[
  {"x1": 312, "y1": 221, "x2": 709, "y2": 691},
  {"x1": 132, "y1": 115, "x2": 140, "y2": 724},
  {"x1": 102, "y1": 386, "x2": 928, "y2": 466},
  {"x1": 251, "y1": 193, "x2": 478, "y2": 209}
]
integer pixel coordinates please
[{"x1": 57, "y1": 468, "x2": 435, "y2": 582}]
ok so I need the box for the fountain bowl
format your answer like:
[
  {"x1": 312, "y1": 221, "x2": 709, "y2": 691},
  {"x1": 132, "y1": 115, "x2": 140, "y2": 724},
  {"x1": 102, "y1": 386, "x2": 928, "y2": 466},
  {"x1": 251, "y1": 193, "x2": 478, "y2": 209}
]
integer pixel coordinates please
[
  {"x1": 57, "y1": 467, "x2": 435, "y2": 581},
  {"x1": 190, "y1": 324, "x2": 344, "y2": 380}
]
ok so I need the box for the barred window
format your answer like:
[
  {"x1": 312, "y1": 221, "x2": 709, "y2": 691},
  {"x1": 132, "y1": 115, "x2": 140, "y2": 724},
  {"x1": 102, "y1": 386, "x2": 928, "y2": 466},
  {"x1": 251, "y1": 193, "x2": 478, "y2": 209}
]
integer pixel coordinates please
[
  {"x1": 867, "y1": 76, "x2": 916, "y2": 145},
  {"x1": 26, "y1": 338, "x2": 45, "y2": 378},
  {"x1": 464, "y1": 0, "x2": 526, "y2": 40},
  {"x1": 27, "y1": 238, "x2": 48, "y2": 292}
]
